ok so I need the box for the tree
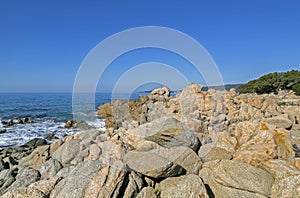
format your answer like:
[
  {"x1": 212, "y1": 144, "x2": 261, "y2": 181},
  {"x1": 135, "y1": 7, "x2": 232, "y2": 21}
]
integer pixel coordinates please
[{"x1": 238, "y1": 70, "x2": 300, "y2": 95}]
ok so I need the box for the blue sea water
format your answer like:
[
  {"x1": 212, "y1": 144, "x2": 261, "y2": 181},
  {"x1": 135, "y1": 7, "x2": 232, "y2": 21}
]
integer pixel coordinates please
[{"x1": 0, "y1": 93, "x2": 139, "y2": 147}]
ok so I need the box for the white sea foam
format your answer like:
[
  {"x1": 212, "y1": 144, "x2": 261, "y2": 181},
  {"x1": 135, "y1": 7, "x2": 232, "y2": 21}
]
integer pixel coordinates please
[{"x1": 87, "y1": 118, "x2": 106, "y2": 131}]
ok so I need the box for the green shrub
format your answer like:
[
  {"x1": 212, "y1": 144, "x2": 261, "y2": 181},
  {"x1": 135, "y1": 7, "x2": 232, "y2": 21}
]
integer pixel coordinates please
[
  {"x1": 292, "y1": 83, "x2": 300, "y2": 95},
  {"x1": 238, "y1": 70, "x2": 300, "y2": 95}
]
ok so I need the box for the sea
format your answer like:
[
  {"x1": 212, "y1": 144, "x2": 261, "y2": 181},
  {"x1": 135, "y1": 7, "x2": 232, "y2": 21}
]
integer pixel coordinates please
[{"x1": 0, "y1": 93, "x2": 139, "y2": 148}]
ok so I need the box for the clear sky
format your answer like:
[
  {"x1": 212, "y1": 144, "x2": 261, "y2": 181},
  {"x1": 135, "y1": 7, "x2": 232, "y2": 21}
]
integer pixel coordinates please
[{"x1": 0, "y1": 0, "x2": 299, "y2": 92}]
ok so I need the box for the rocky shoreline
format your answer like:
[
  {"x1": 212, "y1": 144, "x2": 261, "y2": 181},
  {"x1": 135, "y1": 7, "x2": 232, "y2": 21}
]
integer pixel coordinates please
[{"x1": 0, "y1": 83, "x2": 300, "y2": 197}]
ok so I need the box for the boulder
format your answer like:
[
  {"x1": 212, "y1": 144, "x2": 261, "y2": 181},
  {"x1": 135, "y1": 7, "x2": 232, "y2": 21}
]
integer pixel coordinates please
[
  {"x1": 52, "y1": 139, "x2": 80, "y2": 166},
  {"x1": 24, "y1": 138, "x2": 47, "y2": 148},
  {"x1": 261, "y1": 160, "x2": 300, "y2": 180},
  {"x1": 28, "y1": 175, "x2": 62, "y2": 196},
  {"x1": 199, "y1": 160, "x2": 274, "y2": 198},
  {"x1": 19, "y1": 145, "x2": 50, "y2": 168},
  {"x1": 44, "y1": 133, "x2": 58, "y2": 141},
  {"x1": 271, "y1": 175, "x2": 300, "y2": 198},
  {"x1": 4, "y1": 167, "x2": 41, "y2": 193},
  {"x1": 198, "y1": 143, "x2": 232, "y2": 162},
  {"x1": 0, "y1": 129, "x2": 6, "y2": 134},
  {"x1": 143, "y1": 117, "x2": 200, "y2": 151},
  {"x1": 263, "y1": 115, "x2": 293, "y2": 129},
  {"x1": 149, "y1": 86, "x2": 170, "y2": 101},
  {"x1": 0, "y1": 169, "x2": 16, "y2": 195},
  {"x1": 2, "y1": 188, "x2": 46, "y2": 198},
  {"x1": 83, "y1": 160, "x2": 127, "y2": 198},
  {"x1": 178, "y1": 83, "x2": 203, "y2": 120},
  {"x1": 0, "y1": 159, "x2": 9, "y2": 171},
  {"x1": 3, "y1": 175, "x2": 62, "y2": 198},
  {"x1": 122, "y1": 172, "x2": 144, "y2": 198},
  {"x1": 50, "y1": 160, "x2": 103, "y2": 198},
  {"x1": 124, "y1": 150, "x2": 185, "y2": 178},
  {"x1": 157, "y1": 174, "x2": 209, "y2": 198},
  {"x1": 157, "y1": 146, "x2": 202, "y2": 175},
  {"x1": 65, "y1": 119, "x2": 75, "y2": 128},
  {"x1": 233, "y1": 122, "x2": 295, "y2": 166},
  {"x1": 136, "y1": 187, "x2": 157, "y2": 198},
  {"x1": 38, "y1": 158, "x2": 62, "y2": 179}
]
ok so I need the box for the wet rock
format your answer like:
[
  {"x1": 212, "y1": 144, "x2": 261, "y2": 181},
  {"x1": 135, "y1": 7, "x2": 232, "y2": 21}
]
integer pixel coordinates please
[
  {"x1": 24, "y1": 117, "x2": 32, "y2": 123},
  {"x1": 65, "y1": 119, "x2": 75, "y2": 128},
  {"x1": 16, "y1": 118, "x2": 24, "y2": 124},
  {"x1": 0, "y1": 159, "x2": 9, "y2": 171},
  {"x1": 44, "y1": 133, "x2": 58, "y2": 141},
  {"x1": 157, "y1": 174, "x2": 209, "y2": 198},
  {"x1": 24, "y1": 138, "x2": 47, "y2": 148},
  {"x1": 74, "y1": 120, "x2": 95, "y2": 130},
  {"x1": 6, "y1": 120, "x2": 14, "y2": 127},
  {"x1": 0, "y1": 129, "x2": 6, "y2": 134}
]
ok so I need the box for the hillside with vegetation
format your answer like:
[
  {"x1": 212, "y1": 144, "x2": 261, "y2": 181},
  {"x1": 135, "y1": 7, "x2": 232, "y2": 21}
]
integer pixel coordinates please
[{"x1": 238, "y1": 70, "x2": 300, "y2": 95}]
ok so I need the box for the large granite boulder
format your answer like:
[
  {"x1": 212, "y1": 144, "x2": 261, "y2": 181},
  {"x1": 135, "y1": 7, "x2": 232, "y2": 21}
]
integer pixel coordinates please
[
  {"x1": 156, "y1": 174, "x2": 209, "y2": 198},
  {"x1": 199, "y1": 160, "x2": 274, "y2": 198},
  {"x1": 233, "y1": 122, "x2": 295, "y2": 166},
  {"x1": 124, "y1": 150, "x2": 184, "y2": 178},
  {"x1": 19, "y1": 145, "x2": 50, "y2": 168},
  {"x1": 149, "y1": 87, "x2": 170, "y2": 101},
  {"x1": 136, "y1": 117, "x2": 200, "y2": 151},
  {"x1": 136, "y1": 187, "x2": 157, "y2": 198}
]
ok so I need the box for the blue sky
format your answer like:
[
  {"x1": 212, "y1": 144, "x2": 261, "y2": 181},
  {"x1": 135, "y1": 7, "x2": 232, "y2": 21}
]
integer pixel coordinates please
[{"x1": 0, "y1": 0, "x2": 299, "y2": 92}]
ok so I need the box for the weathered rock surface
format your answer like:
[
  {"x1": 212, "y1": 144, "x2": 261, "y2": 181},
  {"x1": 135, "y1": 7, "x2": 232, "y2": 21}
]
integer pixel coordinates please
[
  {"x1": 271, "y1": 175, "x2": 300, "y2": 198},
  {"x1": 233, "y1": 122, "x2": 295, "y2": 166},
  {"x1": 198, "y1": 143, "x2": 232, "y2": 162},
  {"x1": 136, "y1": 187, "x2": 157, "y2": 198},
  {"x1": 50, "y1": 160, "x2": 103, "y2": 198},
  {"x1": 126, "y1": 117, "x2": 200, "y2": 151},
  {"x1": 199, "y1": 160, "x2": 274, "y2": 198},
  {"x1": 1, "y1": 84, "x2": 300, "y2": 197},
  {"x1": 124, "y1": 150, "x2": 185, "y2": 178},
  {"x1": 157, "y1": 174, "x2": 209, "y2": 198}
]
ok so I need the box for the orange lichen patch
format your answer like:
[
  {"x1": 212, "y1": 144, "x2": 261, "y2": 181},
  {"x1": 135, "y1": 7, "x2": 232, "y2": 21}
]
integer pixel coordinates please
[
  {"x1": 260, "y1": 123, "x2": 269, "y2": 130},
  {"x1": 273, "y1": 129, "x2": 295, "y2": 161},
  {"x1": 173, "y1": 128, "x2": 180, "y2": 133},
  {"x1": 274, "y1": 132, "x2": 285, "y2": 144}
]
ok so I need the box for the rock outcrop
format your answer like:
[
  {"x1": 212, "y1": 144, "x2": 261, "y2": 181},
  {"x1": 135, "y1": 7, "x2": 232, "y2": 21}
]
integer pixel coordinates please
[{"x1": 1, "y1": 84, "x2": 300, "y2": 197}]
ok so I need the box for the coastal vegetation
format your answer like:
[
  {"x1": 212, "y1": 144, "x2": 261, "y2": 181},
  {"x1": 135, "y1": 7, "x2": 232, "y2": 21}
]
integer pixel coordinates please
[{"x1": 238, "y1": 70, "x2": 300, "y2": 95}]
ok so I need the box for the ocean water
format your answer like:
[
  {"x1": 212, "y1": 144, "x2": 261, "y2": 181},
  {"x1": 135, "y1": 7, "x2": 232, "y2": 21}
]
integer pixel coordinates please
[{"x1": 0, "y1": 93, "x2": 139, "y2": 148}]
